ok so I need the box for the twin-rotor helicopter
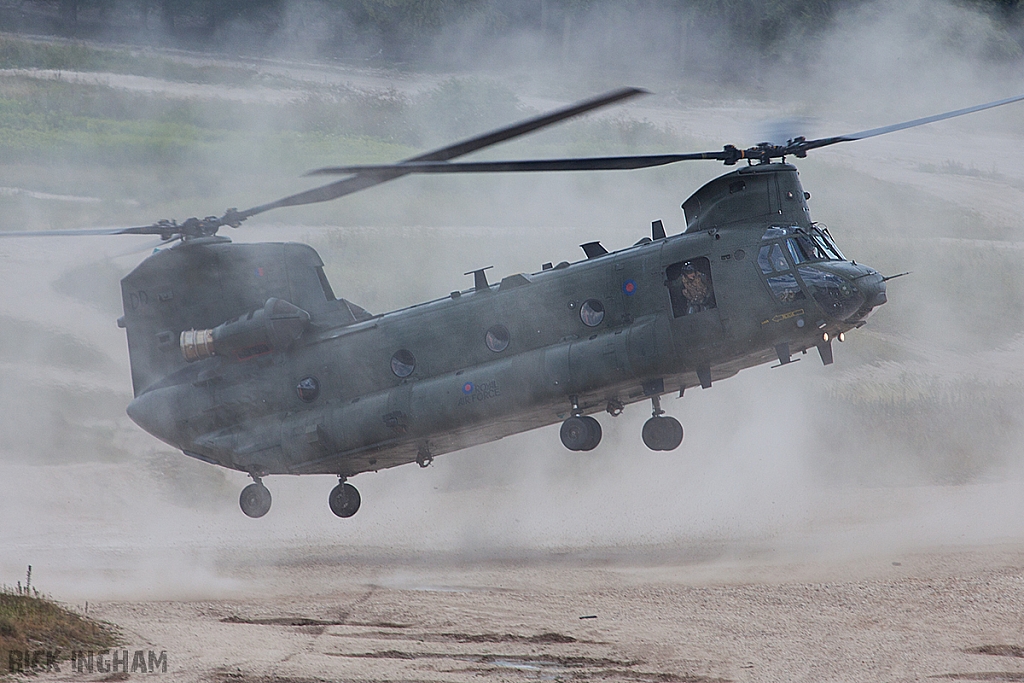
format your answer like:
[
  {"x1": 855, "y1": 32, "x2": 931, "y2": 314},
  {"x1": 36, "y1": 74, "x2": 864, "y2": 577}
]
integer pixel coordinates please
[{"x1": 4, "y1": 87, "x2": 1023, "y2": 518}]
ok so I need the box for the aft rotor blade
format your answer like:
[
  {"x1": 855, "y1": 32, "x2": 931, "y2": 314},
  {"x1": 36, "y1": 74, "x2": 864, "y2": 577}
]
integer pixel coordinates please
[
  {"x1": 306, "y1": 153, "x2": 726, "y2": 176},
  {"x1": 235, "y1": 86, "x2": 648, "y2": 219},
  {"x1": 793, "y1": 92, "x2": 1024, "y2": 154},
  {"x1": 0, "y1": 226, "x2": 166, "y2": 238}
]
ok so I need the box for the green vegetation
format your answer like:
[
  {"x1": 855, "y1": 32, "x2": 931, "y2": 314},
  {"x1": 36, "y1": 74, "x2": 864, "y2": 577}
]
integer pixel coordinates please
[
  {"x1": 0, "y1": 584, "x2": 117, "y2": 674},
  {"x1": 1, "y1": 0, "x2": 1019, "y2": 72},
  {"x1": 0, "y1": 39, "x2": 683, "y2": 234},
  {"x1": 15, "y1": 1, "x2": 1024, "y2": 56},
  {"x1": 0, "y1": 77, "x2": 415, "y2": 165},
  {"x1": 0, "y1": 36, "x2": 262, "y2": 85},
  {"x1": 0, "y1": 67, "x2": 676, "y2": 161}
]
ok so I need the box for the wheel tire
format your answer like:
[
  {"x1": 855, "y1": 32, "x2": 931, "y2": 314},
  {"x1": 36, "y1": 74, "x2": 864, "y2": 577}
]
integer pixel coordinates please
[
  {"x1": 560, "y1": 416, "x2": 590, "y2": 451},
  {"x1": 659, "y1": 416, "x2": 684, "y2": 451},
  {"x1": 642, "y1": 416, "x2": 684, "y2": 451},
  {"x1": 641, "y1": 417, "x2": 661, "y2": 450},
  {"x1": 578, "y1": 415, "x2": 602, "y2": 451},
  {"x1": 239, "y1": 483, "x2": 272, "y2": 518},
  {"x1": 329, "y1": 482, "x2": 361, "y2": 518}
]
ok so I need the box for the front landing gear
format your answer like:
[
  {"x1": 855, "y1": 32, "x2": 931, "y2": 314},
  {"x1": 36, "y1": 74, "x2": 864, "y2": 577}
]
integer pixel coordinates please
[
  {"x1": 561, "y1": 397, "x2": 598, "y2": 450},
  {"x1": 329, "y1": 479, "x2": 361, "y2": 518},
  {"x1": 239, "y1": 478, "x2": 272, "y2": 518},
  {"x1": 642, "y1": 395, "x2": 683, "y2": 451},
  {"x1": 560, "y1": 397, "x2": 602, "y2": 451},
  {"x1": 560, "y1": 415, "x2": 602, "y2": 451}
]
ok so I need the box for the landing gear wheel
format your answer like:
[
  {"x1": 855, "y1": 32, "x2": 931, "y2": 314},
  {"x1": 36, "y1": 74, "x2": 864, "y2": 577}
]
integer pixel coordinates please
[
  {"x1": 560, "y1": 415, "x2": 602, "y2": 451},
  {"x1": 329, "y1": 482, "x2": 361, "y2": 518},
  {"x1": 642, "y1": 416, "x2": 684, "y2": 451},
  {"x1": 239, "y1": 483, "x2": 272, "y2": 518},
  {"x1": 578, "y1": 415, "x2": 601, "y2": 451}
]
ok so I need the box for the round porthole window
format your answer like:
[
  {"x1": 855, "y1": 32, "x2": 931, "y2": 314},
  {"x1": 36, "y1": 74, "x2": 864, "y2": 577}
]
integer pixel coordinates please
[
  {"x1": 485, "y1": 325, "x2": 510, "y2": 353},
  {"x1": 391, "y1": 349, "x2": 416, "y2": 378},
  {"x1": 579, "y1": 299, "x2": 605, "y2": 327},
  {"x1": 296, "y1": 376, "x2": 320, "y2": 402}
]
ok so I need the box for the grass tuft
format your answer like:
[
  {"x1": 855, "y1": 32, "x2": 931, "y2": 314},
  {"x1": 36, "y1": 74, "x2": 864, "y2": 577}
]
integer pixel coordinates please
[{"x1": 0, "y1": 587, "x2": 117, "y2": 672}]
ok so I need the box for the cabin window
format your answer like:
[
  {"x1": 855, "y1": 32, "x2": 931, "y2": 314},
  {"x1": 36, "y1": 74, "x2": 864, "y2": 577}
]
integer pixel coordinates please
[
  {"x1": 665, "y1": 257, "x2": 717, "y2": 317},
  {"x1": 296, "y1": 376, "x2": 320, "y2": 402},
  {"x1": 485, "y1": 324, "x2": 510, "y2": 352},
  {"x1": 390, "y1": 349, "x2": 416, "y2": 378},
  {"x1": 580, "y1": 299, "x2": 605, "y2": 327}
]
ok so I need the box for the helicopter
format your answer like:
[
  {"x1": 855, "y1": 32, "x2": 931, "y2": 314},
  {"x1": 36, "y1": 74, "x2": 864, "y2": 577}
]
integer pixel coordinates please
[{"x1": 3, "y1": 87, "x2": 1024, "y2": 519}]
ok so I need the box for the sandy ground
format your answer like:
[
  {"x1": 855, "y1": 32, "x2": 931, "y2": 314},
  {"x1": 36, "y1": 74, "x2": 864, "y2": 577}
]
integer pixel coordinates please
[{"x1": 17, "y1": 541, "x2": 1024, "y2": 683}]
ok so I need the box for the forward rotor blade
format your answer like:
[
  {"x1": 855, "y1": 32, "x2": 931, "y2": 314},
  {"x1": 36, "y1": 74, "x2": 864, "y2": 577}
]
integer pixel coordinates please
[
  {"x1": 235, "y1": 86, "x2": 648, "y2": 219},
  {"x1": 306, "y1": 153, "x2": 725, "y2": 176},
  {"x1": 793, "y1": 92, "x2": 1024, "y2": 154},
  {"x1": 308, "y1": 92, "x2": 1024, "y2": 176},
  {"x1": 413, "y1": 87, "x2": 649, "y2": 163}
]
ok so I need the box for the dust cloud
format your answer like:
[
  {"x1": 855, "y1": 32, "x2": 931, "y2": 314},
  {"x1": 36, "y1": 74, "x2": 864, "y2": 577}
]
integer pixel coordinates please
[{"x1": 3, "y1": 0, "x2": 1024, "y2": 602}]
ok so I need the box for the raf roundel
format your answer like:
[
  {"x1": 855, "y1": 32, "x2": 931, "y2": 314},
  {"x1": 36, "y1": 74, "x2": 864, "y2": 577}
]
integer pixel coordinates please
[
  {"x1": 622, "y1": 279, "x2": 637, "y2": 296},
  {"x1": 462, "y1": 381, "x2": 474, "y2": 394}
]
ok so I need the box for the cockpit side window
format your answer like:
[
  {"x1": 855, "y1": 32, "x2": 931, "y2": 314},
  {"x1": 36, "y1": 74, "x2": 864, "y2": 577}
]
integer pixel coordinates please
[
  {"x1": 665, "y1": 257, "x2": 717, "y2": 317},
  {"x1": 788, "y1": 235, "x2": 829, "y2": 264},
  {"x1": 758, "y1": 243, "x2": 790, "y2": 274},
  {"x1": 787, "y1": 237, "x2": 810, "y2": 264},
  {"x1": 757, "y1": 242, "x2": 805, "y2": 304},
  {"x1": 766, "y1": 273, "x2": 805, "y2": 303},
  {"x1": 770, "y1": 244, "x2": 788, "y2": 270}
]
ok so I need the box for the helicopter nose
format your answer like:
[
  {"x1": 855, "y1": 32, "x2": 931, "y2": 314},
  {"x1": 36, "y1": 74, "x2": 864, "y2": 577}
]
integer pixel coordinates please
[
  {"x1": 799, "y1": 266, "x2": 867, "y2": 321},
  {"x1": 850, "y1": 269, "x2": 887, "y2": 320}
]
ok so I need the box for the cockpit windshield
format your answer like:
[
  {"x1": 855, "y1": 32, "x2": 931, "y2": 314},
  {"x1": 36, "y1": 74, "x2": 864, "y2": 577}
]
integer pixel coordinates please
[
  {"x1": 762, "y1": 225, "x2": 844, "y2": 264},
  {"x1": 814, "y1": 226, "x2": 845, "y2": 260}
]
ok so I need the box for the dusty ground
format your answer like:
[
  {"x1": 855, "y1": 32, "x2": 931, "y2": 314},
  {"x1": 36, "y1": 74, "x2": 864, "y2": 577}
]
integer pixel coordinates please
[{"x1": 16, "y1": 542, "x2": 1024, "y2": 683}]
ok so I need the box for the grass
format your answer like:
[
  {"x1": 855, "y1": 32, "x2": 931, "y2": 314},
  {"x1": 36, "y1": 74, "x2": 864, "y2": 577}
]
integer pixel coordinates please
[
  {"x1": 0, "y1": 587, "x2": 117, "y2": 673},
  {"x1": 0, "y1": 35, "x2": 262, "y2": 85},
  {"x1": 0, "y1": 67, "x2": 687, "y2": 235}
]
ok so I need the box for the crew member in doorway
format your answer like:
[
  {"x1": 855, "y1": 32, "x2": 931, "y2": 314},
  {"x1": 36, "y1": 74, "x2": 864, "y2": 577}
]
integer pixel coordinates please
[
  {"x1": 681, "y1": 263, "x2": 713, "y2": 314},
  {"x1": 666, "y1": 258, "x2": 717, "y2": 317}
]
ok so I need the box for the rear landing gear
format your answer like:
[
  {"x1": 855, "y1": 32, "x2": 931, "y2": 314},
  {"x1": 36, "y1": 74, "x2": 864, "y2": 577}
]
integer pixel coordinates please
[
  {"x1": 239, "y1": 478, "x2": 272, "y2": 518},
  {"x1": 329, "y1": 479, "x2": 361, "y2": 518},
  {"x1": 642, "y1": 395, "x2": 683, "y2": 451}
]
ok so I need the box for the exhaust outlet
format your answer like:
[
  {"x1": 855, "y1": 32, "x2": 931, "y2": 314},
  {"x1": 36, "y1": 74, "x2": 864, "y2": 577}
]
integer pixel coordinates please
[
  {"x1": 180, "y1": 297, "x2": 310, "y2": 363},
  {"x1": 180, "y1": 328, "x2": 215, "y2": 362}
]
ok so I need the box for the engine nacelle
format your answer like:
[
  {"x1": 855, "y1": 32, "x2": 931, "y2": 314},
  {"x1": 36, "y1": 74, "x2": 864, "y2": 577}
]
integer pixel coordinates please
[{"x1": 181, "y1": 298, "x2": 310, "y2": 362}]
